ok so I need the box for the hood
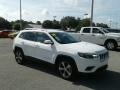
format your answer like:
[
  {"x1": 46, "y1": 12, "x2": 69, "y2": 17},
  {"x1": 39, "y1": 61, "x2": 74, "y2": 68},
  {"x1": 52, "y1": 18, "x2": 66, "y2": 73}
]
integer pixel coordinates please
[
  {"x1": 105, "y1": 33, "x2": 120, "y2": 37},
  {"x1": 60, "y1": 42, "x2": 107, "y2": 54}
]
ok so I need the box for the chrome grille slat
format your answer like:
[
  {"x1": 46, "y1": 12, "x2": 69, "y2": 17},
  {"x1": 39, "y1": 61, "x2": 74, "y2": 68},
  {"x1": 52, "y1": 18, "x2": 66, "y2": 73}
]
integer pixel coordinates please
[{"x1": 99, "y1": 52, "x2": 108, "y2": 62}]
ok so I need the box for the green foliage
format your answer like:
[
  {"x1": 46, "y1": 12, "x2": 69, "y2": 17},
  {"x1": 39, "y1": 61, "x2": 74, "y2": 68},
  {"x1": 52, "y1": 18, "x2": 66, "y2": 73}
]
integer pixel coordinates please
[
  {"x1": 96, "y1": 23, "x2": 109, "y2": 28},
  {"x1": 76, "y1": 18, "x2": 91, "y2": 31},
  {"x1": 0, "y1": 16, "x2": 109, "y2": 32},
  {"x1": 42, "y1": 20, "x2": 53, "y2": 29},
  {"x1": 52, "y1": 20, "x2": 61, "y2": 29},
  {"x1": 36, "y1": 21, "x2": 41, "y2": 25},
  {"x1": 60, "y1": 16, "x2": 79, "y2": 30},
  {"x1": 0, "y1": 17, "x2": 12, "y2": 30},
  {"x1": 42, "y1": 20, "x2": 61, "y2": 29},
  {"x1": 13, "y1": 23, "x2": 21, "y2": 30},
  {"x1": 11, "y1": 20, "x2": 31, "y2": 30}
]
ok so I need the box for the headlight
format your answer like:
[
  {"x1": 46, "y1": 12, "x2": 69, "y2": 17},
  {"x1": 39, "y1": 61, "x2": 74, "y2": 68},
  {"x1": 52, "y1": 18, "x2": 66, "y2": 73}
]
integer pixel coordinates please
[{"x1": 78, "y1": 53, "x2": 98, "y2": 59}]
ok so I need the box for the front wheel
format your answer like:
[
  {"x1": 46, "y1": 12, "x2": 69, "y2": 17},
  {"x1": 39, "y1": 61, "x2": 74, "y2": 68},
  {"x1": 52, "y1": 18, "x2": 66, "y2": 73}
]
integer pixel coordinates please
[
  {"x1": 15, "y1": 49, "x2": 25, "y2": 64},
  {"x1": 56, "y1": 60, "x2": 77, "y2": 80},
  {"x1": 105, "y1": 41, "x2": 117, "y2": 50}
]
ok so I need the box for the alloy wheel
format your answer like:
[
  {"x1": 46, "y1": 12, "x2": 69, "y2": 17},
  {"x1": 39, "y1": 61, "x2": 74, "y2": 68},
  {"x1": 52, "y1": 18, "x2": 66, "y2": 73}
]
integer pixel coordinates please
[{"x1": 58, "y1": 61, "x2": 72, "y2": 79}]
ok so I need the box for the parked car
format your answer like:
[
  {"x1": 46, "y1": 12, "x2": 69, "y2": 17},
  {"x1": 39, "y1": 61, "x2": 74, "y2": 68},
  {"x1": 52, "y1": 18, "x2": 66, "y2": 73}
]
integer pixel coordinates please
[
  {"x1": 13, "y1": 29, "x2": 109, "y2": 80},
  {"x1": 80, "y1": 27, "x2": 120, "y2": 50},
  {"x1": 0, "y1": 30, "x2": 12, "y2": 38},
  {"x1": 8, "y1": 31, "x2": 19, "y2": 39},
  {"x1": 106, "y1": 28, "x2": 120, "y2": 33}
]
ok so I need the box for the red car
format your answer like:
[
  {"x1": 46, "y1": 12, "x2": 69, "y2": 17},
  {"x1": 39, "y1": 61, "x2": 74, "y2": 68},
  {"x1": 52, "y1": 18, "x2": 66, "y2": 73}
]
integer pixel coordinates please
[{"x1": 0, "y1": 30, "x2": 12, "y2": 38}]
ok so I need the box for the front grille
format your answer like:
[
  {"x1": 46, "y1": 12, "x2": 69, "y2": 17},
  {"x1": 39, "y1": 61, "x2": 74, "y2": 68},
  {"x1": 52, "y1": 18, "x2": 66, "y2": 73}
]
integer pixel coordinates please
[{"x1": 99, "y1": 52, "x2": 108, "y2": 62}]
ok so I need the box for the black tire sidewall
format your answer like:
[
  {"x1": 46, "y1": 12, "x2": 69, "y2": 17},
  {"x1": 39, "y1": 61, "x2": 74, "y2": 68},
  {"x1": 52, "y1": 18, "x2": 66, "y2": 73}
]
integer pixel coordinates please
[
  {"x1": 15, "y1": 49, "x2": 25, "y2": 64},
  {"x1": 105, "y1": 41, "x2": 117, "y2": 50}
]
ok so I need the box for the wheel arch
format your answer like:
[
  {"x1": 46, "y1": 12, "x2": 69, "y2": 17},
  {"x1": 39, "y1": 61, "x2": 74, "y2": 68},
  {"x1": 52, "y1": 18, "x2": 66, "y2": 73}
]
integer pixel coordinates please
[
  {"x1": 55, "y1": 54, "x2": 78, "y2": 70},
  {"x1": 14, "y1": 46, "x2": 24, "y2": 54},
  {"x1": 104, "y1": 39, "x2": 118, "y2": 46}
]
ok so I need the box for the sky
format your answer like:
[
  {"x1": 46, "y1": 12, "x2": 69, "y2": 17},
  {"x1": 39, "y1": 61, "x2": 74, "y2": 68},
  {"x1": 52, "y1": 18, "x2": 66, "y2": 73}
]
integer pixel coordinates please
[{"x1": 0, "y1": 0, "x2": 120, "y2": 28}]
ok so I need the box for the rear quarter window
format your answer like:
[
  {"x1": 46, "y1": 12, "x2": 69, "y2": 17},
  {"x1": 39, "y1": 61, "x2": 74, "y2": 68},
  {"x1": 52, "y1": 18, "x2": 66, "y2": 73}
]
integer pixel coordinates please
[{"x1": 19, "y1": 32, "x2": 36, "y2": 41}]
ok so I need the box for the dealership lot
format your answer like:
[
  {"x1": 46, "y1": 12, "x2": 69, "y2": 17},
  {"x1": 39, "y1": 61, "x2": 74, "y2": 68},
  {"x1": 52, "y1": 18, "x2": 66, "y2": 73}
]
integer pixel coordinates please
[{"x1": 0, "y1": 39, "x2": 120, "y2": 90}]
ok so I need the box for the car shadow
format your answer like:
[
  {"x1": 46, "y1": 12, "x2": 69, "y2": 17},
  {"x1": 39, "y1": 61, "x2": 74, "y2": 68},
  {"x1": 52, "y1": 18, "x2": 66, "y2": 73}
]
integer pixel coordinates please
[
  {"x1": 112, "y1": 48, "x2": 120, "y2": 52},
  {"x1": 23, "y1": 60, "x2": 120, "y2": 90},
  {"x1": 115, "y1": 48, "x2": 120, "y2": 52},
  {"x1": 72, "y1": 71, "x2": 120, "y2": 90}
]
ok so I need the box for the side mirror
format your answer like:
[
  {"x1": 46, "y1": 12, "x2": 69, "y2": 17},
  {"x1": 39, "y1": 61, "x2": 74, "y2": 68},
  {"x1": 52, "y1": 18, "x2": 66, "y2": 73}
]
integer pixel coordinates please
[{"x1": 44, "y1": 40, "x2": 54, "y2": 45}]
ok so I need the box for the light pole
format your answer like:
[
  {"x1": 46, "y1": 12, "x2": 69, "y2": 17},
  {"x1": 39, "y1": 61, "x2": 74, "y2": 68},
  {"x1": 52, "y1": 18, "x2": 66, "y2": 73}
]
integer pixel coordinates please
[
  {"x1": 53, "y1": 16, "x2": 57, "y2": 21},
  {"x1": 109, "y1": 20, "x2": 112, "y2": 28},
  {"x1": 20, "y1": 0, "x2": 22, "y2": 30},
  {"x1": 90, "y1": 0, "x2": 94, "y2": 27},
  {"x1": 84, "y1": 13, "x2": 88, "y2": 19}
]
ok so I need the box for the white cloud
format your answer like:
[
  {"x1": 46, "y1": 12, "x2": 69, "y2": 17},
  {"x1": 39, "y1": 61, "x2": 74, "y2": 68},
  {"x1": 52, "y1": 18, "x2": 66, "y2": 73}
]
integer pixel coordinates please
[
  {"x1": 41, "y1": 9, "x2": 49, "y2": 16},
  {"x1": 21, "y1": 8, "x2": 51, "y2": 22},
  {"x1": 63, "y1": 0, "x2": 79, "y2": 6}
]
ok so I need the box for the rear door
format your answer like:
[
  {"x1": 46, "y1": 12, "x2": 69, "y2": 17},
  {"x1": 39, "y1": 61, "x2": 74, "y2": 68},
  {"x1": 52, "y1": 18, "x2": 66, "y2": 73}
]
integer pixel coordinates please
[{"x1": 20, "y1": 32, "x2": 36, "y2": 57}]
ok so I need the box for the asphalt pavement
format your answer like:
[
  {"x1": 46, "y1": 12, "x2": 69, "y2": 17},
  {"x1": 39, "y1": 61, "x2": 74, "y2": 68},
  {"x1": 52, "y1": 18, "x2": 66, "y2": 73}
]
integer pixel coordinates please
[{"x1": 0, "y1": 39, "x2": 120, "y2": 90}]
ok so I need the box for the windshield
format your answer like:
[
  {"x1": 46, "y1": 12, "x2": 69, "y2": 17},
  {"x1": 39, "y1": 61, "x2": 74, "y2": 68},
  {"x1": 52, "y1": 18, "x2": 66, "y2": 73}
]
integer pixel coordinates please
[
  {"x1": 50, "y1": 32, "x2": 80, "y2": 44},
  {"x1": 102, "y1": 28, "x2": 109, "y2": 33}
]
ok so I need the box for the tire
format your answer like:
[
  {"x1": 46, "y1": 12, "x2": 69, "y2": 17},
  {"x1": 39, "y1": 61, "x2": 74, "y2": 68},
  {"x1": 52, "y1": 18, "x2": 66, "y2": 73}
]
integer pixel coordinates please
[
  {"x1": 15, "y1": 49, "x2": 25, "y2": 65},
  {"x1": 105, "y1": 40, "x2": 117, "y2": 50},
  {"x1": 56, "y1": 59, "x2": 77, "y2": 80}
]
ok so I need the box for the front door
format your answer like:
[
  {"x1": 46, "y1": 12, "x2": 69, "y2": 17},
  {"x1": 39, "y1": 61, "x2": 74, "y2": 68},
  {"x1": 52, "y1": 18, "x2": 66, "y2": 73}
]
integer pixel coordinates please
[
  {"x1": 90, "y1": 28, "x2": 106, "y2": 45},
  {"x1": 35, "y1": 32, "x2": 55, "y2": 63}
]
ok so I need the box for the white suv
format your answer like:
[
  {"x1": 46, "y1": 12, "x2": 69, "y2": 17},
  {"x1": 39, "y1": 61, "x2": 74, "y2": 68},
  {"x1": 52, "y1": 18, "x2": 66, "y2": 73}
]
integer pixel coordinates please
[{"x1": 13, "y1": 29, "x2": 109, "y2": 79}]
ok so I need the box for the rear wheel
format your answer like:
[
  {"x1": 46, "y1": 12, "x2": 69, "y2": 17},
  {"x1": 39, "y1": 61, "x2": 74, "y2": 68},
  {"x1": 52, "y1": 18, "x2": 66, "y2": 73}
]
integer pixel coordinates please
[
  {"x1": 15, "y1": 49, "x2": 25, "y2": 64},
  {"x1": 105, "y1": 40, "x2": 117, "y2": 50},
  {"x1": 56, "y1": 59, "x2": 77, "y2": 80}
]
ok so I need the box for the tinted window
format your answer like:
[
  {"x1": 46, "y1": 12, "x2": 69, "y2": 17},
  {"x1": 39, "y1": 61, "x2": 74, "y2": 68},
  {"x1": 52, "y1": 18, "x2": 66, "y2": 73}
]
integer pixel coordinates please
[
  {"x1": 36, "y1": 32, "x2": 51, "y2": 43},
  {"x1": 83, "y1": 28, "x2": 91, "y2": 33},
  {"x1": 93, "y1": 28, "x2": 103, "y2": 34},
  {"x1": 19, "y1": 32, "x2": 26, "y2": 39},
  {"x1": 19, "y1": 32, "x2": 36, "y2": 41},
  {"x1": 50, "y1": 32, "x2": 79, "y2": 44}
]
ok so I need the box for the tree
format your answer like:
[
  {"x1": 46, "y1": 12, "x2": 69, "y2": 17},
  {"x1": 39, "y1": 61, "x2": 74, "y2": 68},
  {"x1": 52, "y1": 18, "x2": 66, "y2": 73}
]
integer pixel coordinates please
[
  {"x1": 36, "y1": 21, "x2": 41, "y2": 25},
  {"x1": 76, "y1": 18, "x2": 95, "y2": 31},
  {"x1": 60, "y1": 16, "x2": 78, "y2": 30},
  {"x1": 96, "y1": 23, "x2": 109, "y2": 28},
  {"x1": 42, "y1": 20, "x2": 53, "y2": 29},
  {"x1": 0, "y1": 17, "x2": 12, "y2": 30},
  {"x1": 13, "y1": 23, "x2": 21, "y2": 30},
  {"x1": 11, "y1": 20, "x2": 28, "y2": 30},
  {"x1": 52, "y1": 20, "x2": 61, "y2": 29}
]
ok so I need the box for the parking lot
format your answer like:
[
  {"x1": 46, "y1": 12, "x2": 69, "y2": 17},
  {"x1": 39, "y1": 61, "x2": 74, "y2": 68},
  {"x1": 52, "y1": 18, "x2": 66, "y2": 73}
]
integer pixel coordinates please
[{"x1": 0, "y1": 39, "x2": 120, "y2": 90}]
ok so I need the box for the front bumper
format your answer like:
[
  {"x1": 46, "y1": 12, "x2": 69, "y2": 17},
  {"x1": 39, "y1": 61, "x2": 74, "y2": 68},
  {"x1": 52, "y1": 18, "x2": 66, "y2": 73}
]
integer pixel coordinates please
[
  {"x1": 74, "y1": 54, "x2": 109, "y2": 73},
  {"x1": 117, "y1": 41, "x2": 120, "y2": 47}
]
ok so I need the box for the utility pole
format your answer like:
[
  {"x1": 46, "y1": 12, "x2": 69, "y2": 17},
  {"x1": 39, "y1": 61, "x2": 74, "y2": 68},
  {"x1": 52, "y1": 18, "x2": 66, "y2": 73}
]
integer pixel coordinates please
[
  {"x1": 90, "y1": 0, "x2": 94, "y2": 27},
  {"x1": 20, "y1": 0, "x2": 22, "y2": 30}
]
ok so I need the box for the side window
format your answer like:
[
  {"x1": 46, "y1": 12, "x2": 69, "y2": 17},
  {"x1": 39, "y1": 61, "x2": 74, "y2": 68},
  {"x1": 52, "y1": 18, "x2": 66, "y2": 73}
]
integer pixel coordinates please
[
  {"x1": 19, "y1": 32, "x2": 36, "y2": 41},
  {"x1": 36, "y1": 32, "x2": 51, "y2": 43},
  {"x1": 19, "y1": 32, "x2": 26, "y2": 39},
  {"x1": 25, "y1": 32, "x2": 36, "y2": 41},
  {"x1": 83, "y1": 28, "x2": 91, "y2": 33},
  {"x1": 93, "y1": 28, "x2": 103, "y2": 34}
]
